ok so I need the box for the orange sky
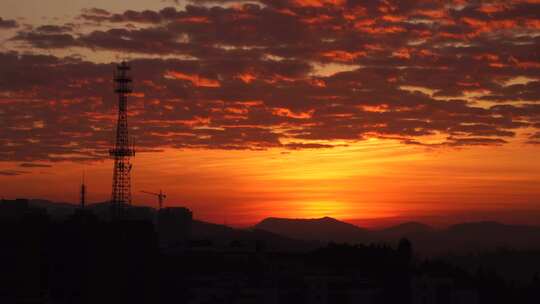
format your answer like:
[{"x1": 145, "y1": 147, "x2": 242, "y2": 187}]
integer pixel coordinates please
[
  {"x1": 1, "y1": 0, "x2": 540, "y2": 227},
  {"x1": 2, "y1": 136, "x2": 539, "y2": 227}
]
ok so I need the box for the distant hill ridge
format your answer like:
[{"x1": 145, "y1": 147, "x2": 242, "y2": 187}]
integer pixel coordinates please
[
  {"x1": 254, "y1": 216, "x2": 540, "y2": 255},
  {"x1": 256, "y1": 216, "x2": 369, "y2": 243},
  {"x1": 379, "y1": 221, "x2": 433, "y2": 234},
  {"x1": 8, "y1": 200, "x2": 540, "y2": 255}
]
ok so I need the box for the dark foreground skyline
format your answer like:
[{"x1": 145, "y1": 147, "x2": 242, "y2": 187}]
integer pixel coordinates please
[{"x1": 4, "y1": 197, "x2": 540, "y2": 304}]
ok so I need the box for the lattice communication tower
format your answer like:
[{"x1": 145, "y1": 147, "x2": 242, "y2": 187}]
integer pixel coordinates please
[{"x1": 110, "y1": 61, "x2": 135, "y2": 211}]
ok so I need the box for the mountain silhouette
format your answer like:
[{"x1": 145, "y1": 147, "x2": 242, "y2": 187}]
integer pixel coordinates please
[
  {"x1": 255, "y1": 217, "x2": 540, "y2": 255},
  {"x1": 254, "y1": 216, "x2": 370, "y2": 243},
  {"x1": 14, "y1": 200, "x2": 540, "y2": 255},
  {"x1": 191, "y1": 220, "x2": 316, "y2": 252},
  {"x1": 376, "y1": 221, "x2": 434, "y2": 239},
  {"x1": 433, "y1": 221, "x2": 540, "y2": 254}
]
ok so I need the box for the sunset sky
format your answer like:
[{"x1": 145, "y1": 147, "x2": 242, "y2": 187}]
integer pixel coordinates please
[{"x1": 0, "y1": 0, "x2": 539, "y2": 227}]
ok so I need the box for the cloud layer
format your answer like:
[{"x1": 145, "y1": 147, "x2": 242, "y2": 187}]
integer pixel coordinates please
[{"x1": 1, "y1": 0, "x2": 539, "y2": 161}]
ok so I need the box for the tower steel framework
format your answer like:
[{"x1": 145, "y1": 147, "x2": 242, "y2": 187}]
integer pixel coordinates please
[{"x1": 110, "y1": 61, "x2": 135, "y2": 211}]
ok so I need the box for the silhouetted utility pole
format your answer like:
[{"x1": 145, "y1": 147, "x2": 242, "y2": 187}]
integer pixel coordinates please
[
  {"x1": 80, "y1": 172, "x2": 86, "y2": 209},
  {"x1": 110, "y1": 62, "x2": 135, "y2": 214}
]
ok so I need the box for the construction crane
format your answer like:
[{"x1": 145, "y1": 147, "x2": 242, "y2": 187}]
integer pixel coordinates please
[{"x1": 141, "y1": 190, "x2": 166, "y2": 209}]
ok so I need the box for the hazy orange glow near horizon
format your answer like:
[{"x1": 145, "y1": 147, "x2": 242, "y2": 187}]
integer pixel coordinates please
[
  {"x1": 1, "y1": 0, "x2": 540, "y2": 227},
  {"x1": 2, "y1": 136, "x2": 540, "y2": 227}
]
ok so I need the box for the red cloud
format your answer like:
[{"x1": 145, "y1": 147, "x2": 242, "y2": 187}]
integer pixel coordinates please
[
  {"x1": 236, "y1": 72, "x2": 257, "y2": 84},
  {"x1": 462, "y1": 17, "x2": 517, "y2": 36},
  {"x1": 272, "y1": 108, "x2": 313, "y2": 119},
  {"x1": 293, "y1": 0, "x2": 346, "y2": 7},
  {"x1": 477, "y1": 3, "x2": 510, "y2": 14},
  {"x1": 320, "y1": 50, "x2": 367, "y2": 62},
  {"x1": 392, "y1": 48, "x2": 411, "y2": 59},
  {"x1": 164, "y1": 71, "x2": 221, "y2": 88},
  {"x1": 1, "y1": 0, "x2": 540, "y2": 160}
]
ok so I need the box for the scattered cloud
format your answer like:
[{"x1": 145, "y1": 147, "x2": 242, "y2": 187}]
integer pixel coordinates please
[
  {"x1": 0, "y1": 17, "x2": 17, "y2": 29},
  {"x1": 19, "y1": 163, "x2": 52, "y2": 168},
  {"x1": 0, "y1": 0, "x2": 539, "y2": 161},
  {"x1": 0, "y1": 170, "x2": 29, "y2": 176}
]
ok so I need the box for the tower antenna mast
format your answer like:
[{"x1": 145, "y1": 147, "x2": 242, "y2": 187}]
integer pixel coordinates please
[{"x1": 110, "y1": 61, "x2": 135, "y2": 215}]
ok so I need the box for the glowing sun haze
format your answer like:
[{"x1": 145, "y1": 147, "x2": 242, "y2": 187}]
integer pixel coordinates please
[{"x1": 0, "y1": 0, "x2": 539, "y2": 227}]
